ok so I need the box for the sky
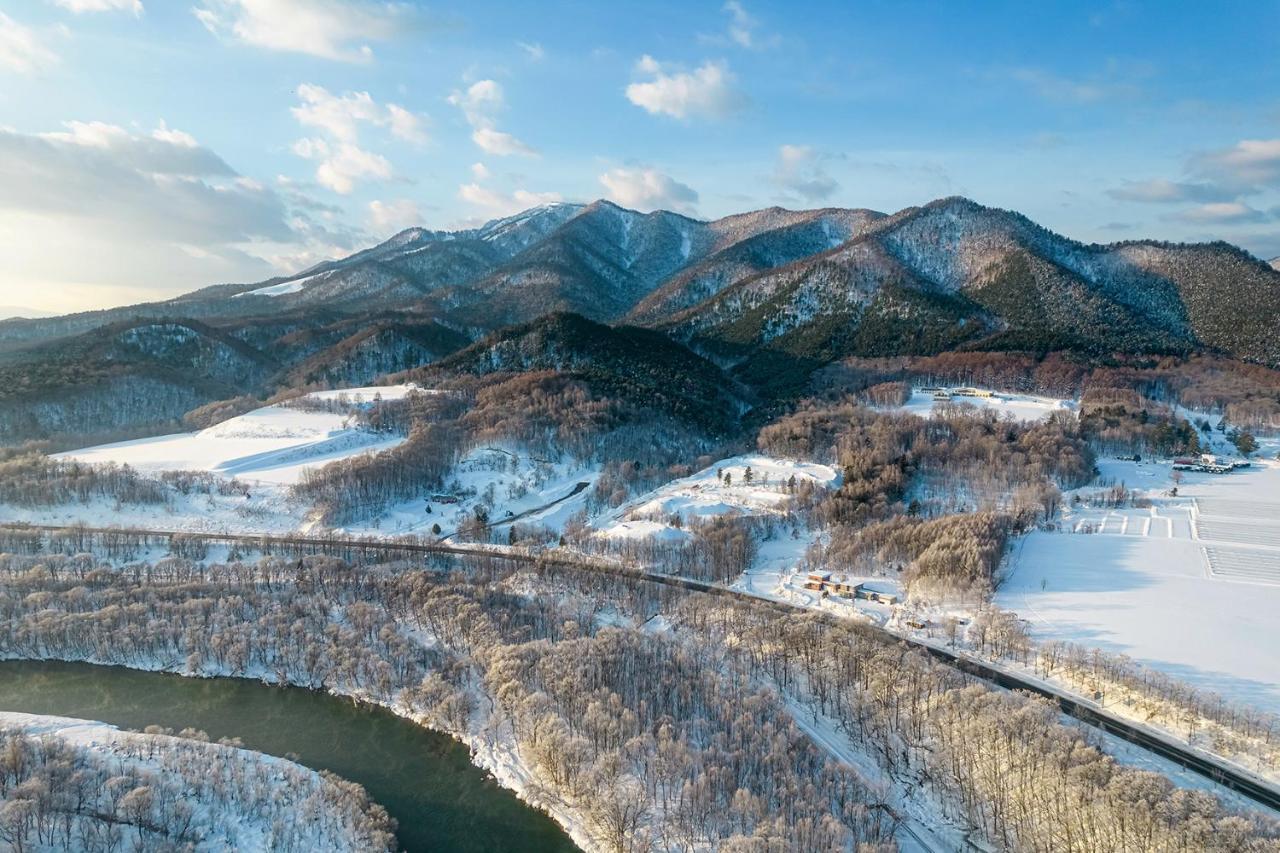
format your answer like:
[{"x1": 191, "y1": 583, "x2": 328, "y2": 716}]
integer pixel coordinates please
[{"x1": 1, "y1": 0, "x2": 1278, "y2": 315}]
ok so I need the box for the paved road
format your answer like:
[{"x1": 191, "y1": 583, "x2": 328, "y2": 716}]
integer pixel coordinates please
[{"x1": 4, "y1": 521, "x2": 1279, "y2": 816}]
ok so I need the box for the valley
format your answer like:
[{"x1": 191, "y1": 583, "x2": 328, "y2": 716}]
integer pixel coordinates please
[{"x1": 3, "y1": 197, "x2": 1280, "y2": 852}]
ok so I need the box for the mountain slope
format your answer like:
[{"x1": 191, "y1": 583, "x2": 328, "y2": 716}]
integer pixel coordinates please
[
  {"x1": 661, "y1": 197, "x2": 1280, "y2": 390},
  {"x1": 423, "y1": 201, "x2": 717, "y2": 327},
  {"x1": 627, "y1": 207, "x2": 883, "y2": 323},
  {"x1": 418, "y1": 312, "x2": 746, "y2": 435},
  {"x1": 0, "y1": 319, "x2": 278, "y2": 444}
]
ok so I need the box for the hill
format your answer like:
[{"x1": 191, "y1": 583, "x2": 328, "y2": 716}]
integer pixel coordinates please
[
  {"x1": 661, "y1": 198, "x2": 1280, "y2": 391},
  {"x1": 418, "y1": 312, "x2": 746, "y2": 436}
]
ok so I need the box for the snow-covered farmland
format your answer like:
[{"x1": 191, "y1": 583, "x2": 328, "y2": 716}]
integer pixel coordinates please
[
  {"x1": 890, "y1": 387, "x2": 1076, "y2": 422},
  {"x1": 999, "y1": 455, "x2": 1280, "y2": 714}
]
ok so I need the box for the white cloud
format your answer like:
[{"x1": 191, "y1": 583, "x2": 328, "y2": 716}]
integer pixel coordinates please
[
  {"x1": 39, "y1": 120, "x2": 235, "y2": 175},
  {"x1": 192, "y1": 0, "x2": 412, "y2": 62},
  {"x1": 1107, "y1": 179, "x2": 1235, "y2": 204},
  {"x1": 448, "y1": 79, "x2": 537, "y2": 157},
  {"x1": 52, "y1": 0, "x2": 143, "y2": 14},
  {"x1": 386, "y1": 104, "x2": 427, "y2": 144},
  {"x1": 0, "y1": 121, "x2": 353, "y2": 309},
  {"x1": 313, "y1": 144, "x2": 391, "y2": 194},
  {"x1": 598, "y1": 167, "x2": 699, "y2": 215},
  {"x1": 772, "y1": 144, "x2": 838, "y2": 202},
  {"x1": 290, "y1": 84, "x2": 423, "y2": 193},
  {"x1": 471, "y1": 127, "x2": 537, "y2": 157},
  {"x1": 1171, "y1": 201, "x2": 1268, "y2": 224},
  {"x1": 448, "y1": 79, "x2": 504, "y2": 126},
  {"x1": 0, "y1": 122, "x2": 287, "y2": 243},
  {"x1": 625, "y1": 56, "x2": 742, "y2": 120},
  {"x1": 368, "y1": 198, "x2": 421, "y2": 232},
  {"x1": 471, "y1": 162, "x2": 490, "y2": 180},
  {"x1": 723, "y1": 1, "x2": 757, "y2": 48},
  {"x1": 458, "y1": 182, "x2": 561, "y2": 218},
  {"x1": 517, "y1": 41, "x2": 544, "y2": 61},
  {"x1": 0, "y1": 12, "x2": 59, "y2": 74},
  {"x1": 1192, "y1": 139, "x2": 1280, "y2": 189},
  {"x1": 151, "y1": 121, "x2": 198, "y2": 148},
  {"x1": 292, "y1": 83, "x2": 424, "y2": 144}
]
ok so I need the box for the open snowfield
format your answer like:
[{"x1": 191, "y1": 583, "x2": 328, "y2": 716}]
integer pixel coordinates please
[
  {"x1": 595, "y1": 454, "x2": 840, "y2": 542},
  {"x1": 57, "y1": 405, "x2": 404, "y2": 488},
  {"x1": 999, "y1": 447, "x2": 1280, "y2": 714},
  {"x1": 0, "y1": 386, "x2": 432, "y2": 533},
  {"x1": 890, "y1": 387, "x2": 1076, "y2": 422}
]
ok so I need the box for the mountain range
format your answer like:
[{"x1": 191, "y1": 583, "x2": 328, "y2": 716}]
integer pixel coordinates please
[{"x1": 1, "y1": 196, "x2": 1277, "y2": 445}]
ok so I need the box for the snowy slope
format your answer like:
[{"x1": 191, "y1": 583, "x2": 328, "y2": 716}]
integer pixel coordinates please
[
  {"x1": 56, "y1": 395, "x2": 409, "y2": 487},
  {"x1": 596, "y1": 454, "x2": 840, "y2": 541}
]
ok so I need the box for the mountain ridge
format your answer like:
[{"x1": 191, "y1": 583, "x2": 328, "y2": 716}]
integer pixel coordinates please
[{"x1": 0, "y1": 195, "x2": 1277, "y2": 445}]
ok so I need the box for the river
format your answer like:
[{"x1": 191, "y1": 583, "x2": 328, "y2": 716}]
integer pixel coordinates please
[{"x1": 0, "y1": 660, "x2": 580, "y2": 853}]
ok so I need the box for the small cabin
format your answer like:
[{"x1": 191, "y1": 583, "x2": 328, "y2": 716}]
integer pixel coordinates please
[
  {"x1": 806, "y1": 570, "x2": 832, "y2": 585},
  {"x1": 430, "y1": 494, "x2": 460, "y2": 504}
]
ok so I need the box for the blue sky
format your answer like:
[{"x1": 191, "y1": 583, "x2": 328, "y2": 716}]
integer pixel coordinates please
[{"x1": 1, "y1": 0, "x2": 1278, "y2": 313}]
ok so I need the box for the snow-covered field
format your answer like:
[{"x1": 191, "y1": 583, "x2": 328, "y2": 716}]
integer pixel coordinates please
[
  {"x1": 595, "y1": 454, "x2": 840, "y2": 542},
  {"x1": 0, "y1": 711, "x2": 392, "y2": 851},
  {"x1": 999, "y1": 450, "x2": 1280, "y2": 714},
  {"x1": 58, "y1": 405, "x2": 401, "y2": 488},
  {"x1": 346, "y1": 444, "x2": 598, "y2": 537},
  {"x1": 56, "y1": 386, "x2": 421, "y2": 487},
  {"x1": 890, "y1": 387, "x2": 1076, "y2": 422},
  {"x1": 0, "y1": 386, "x2": 431, "y2": 533}
]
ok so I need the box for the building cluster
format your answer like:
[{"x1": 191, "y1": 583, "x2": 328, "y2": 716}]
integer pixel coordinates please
[
  {"x1": 921, "y1": 386, "x2": 998, "y2": 401},
  {"x1": 1172, "y1": 454, "x2": 1250, "y2": 474},
  {"x1": 803, "y1": 571, "x2": 899, "y2": 605}
]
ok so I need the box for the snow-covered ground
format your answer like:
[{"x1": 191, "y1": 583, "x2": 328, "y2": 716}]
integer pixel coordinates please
[
  {"x1": 233, "y1": 270, "x2": 331, "y2": 298},
  {"x1": 0, "y1": 711, "x2": 392, "y2": 851},
  {"x1": 57, "y1": 403, "x2": 403, "y2": 488},
  {"x1": 0, "y1": 386, "x2": 430, "y2": 534},
  {"x1": 306, "y1": 383, "x2": 433, "y2": 405},
  {"x1": 889, "y1": 387, "x2": 1076, "y2": 422},
  {"x1": 594, "y1": 454, "x2": 840, "y2": 542},
  {"x1": 345, "y1": 444, "x2": 598, "y2": 537},
  {"x1": 999, "y1": 440, "x2": 1280, "y2": 715}
]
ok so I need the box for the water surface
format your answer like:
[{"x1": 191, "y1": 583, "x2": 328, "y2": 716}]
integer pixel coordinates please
[{"x1": 0, "y1": 659, "x2": 579, "y2": 853}]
